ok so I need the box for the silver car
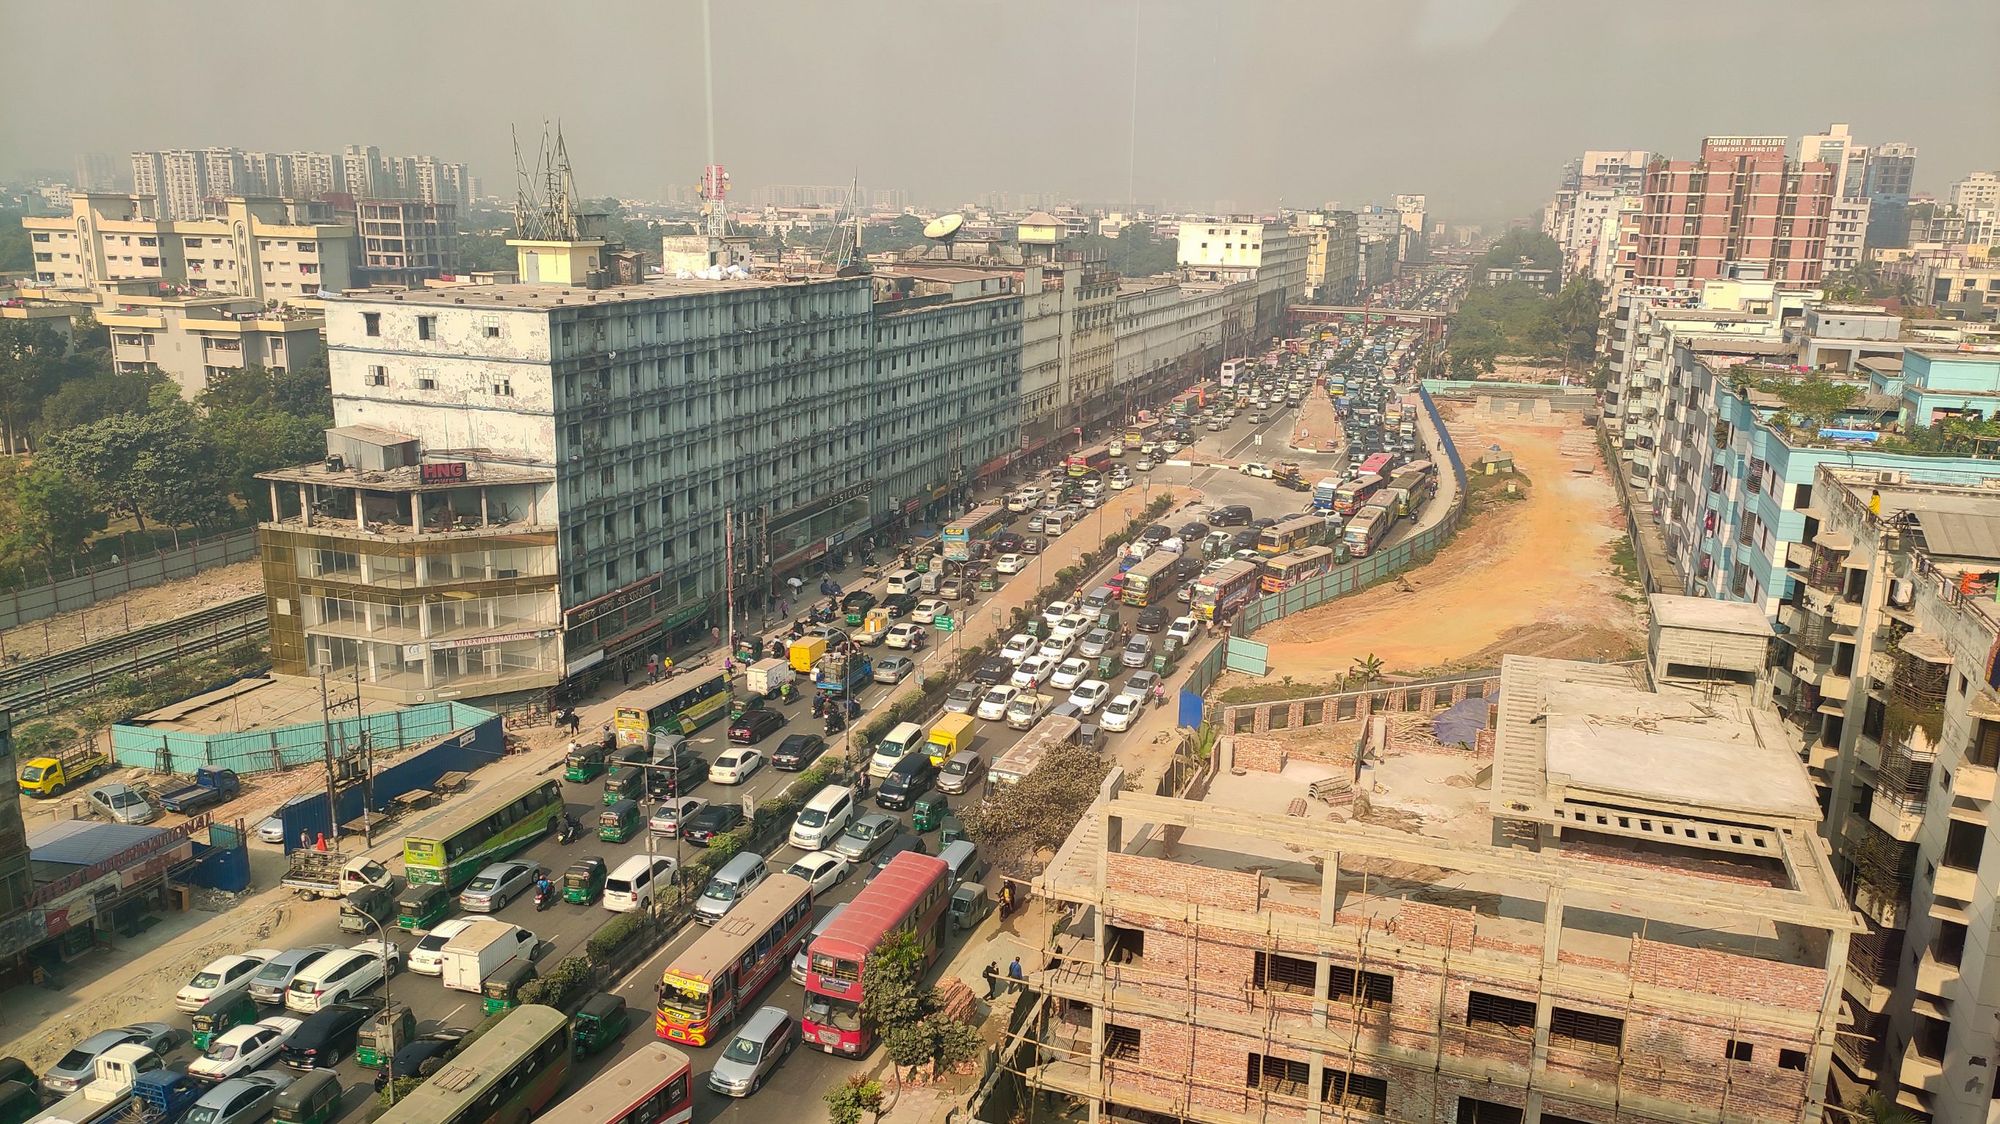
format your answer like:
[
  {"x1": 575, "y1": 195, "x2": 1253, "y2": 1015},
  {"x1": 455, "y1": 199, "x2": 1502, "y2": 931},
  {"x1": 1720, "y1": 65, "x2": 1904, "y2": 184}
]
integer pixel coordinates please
[
  {"x1": 458, "y1": 860, "x2": 537, "y2": 912},
  {"x1": 185, "y1": 1073, "x2": 294, "y2": 1124},
  {"x1": 1078, "y1": 628, "x2": 1115, "y2": 659},
  {"x1": 707, "y1": 1005, "x2": 798, "y2": 1097},
  {"x1": 42, "y1": 1023, "x2": 178, "y2": 1095},
  {"x1": 247, "y1": 945, "x2": 338, "y2": 1005},
  {"x1": 88, "y1": 783, "x2": 159, "y2": 825}
]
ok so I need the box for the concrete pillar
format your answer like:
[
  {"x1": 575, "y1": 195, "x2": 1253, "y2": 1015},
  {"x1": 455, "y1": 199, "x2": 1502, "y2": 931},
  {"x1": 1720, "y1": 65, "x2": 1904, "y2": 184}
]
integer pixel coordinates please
[
  {"x1": 267, "y1": 481, "x2": 281, "y2": 522},
  {"x1": 1525, "y1": 885, "x2": 1564, "y2": 1124},
  {"x1": 480, "y1": 487, "x2": 490, "y2": 526},
  {"x1": 298, "y1": 484, "x2": 313, "y2": 528},
  {"x1": 410, "y1": 492, "x2": 422, "y2": 533}
]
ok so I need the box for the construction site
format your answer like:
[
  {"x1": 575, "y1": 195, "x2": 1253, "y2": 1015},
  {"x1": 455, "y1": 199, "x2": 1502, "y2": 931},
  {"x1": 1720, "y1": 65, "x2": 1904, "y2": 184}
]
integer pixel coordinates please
[{"x1": 993, "y1": 595, "x2": 1861, "y2": 1124}]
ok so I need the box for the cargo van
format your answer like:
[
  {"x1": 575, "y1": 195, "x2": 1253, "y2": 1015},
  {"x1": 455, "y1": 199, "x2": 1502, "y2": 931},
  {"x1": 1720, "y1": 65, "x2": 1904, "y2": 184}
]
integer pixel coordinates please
[
  {"x1": 926, "y1": 714, "x2": 975, "y2": 766},
  {"x1": 885, "y1": 570, "x2": 921, "y2": 596},
  {"x1": 789, "y1": 785, "x2": 856, "y2": 851},
  {"x1": 938, "y1": 839, "x2": 983, "y2": 888},
  {"x1": 869, "y1": 722, "x2": 924, "y2": 779}
]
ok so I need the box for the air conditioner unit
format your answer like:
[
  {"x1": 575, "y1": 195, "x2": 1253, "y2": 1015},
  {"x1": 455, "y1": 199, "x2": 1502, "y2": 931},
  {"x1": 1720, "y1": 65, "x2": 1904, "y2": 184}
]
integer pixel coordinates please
[
  {"x1": 1889, "y1": 579, "x2": 1914, "y2": 609},
  {"x1": 1877, "y1": 472, "x2": 1897, "y2": 485}
]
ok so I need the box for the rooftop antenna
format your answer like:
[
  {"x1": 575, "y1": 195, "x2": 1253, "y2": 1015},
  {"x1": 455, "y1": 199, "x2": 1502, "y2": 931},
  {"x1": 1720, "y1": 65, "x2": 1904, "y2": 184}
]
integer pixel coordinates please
[
  {"x1": 511, "y1": 122, "x2": 582, "y2": 241},
  {"x1": 923, "y1": 213, "x2": 965, "y2": 260},
  {"x1": 696, "y1": 0, "x2": 731, "y2": 266}
]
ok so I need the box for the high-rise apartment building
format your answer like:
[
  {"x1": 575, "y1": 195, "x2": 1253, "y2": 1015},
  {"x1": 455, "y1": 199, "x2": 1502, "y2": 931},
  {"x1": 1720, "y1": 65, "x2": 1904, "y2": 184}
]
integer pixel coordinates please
[
  {"x1": 73, "y1": 152, "x2": 117, "y2": 193},
  {"x1": 353, "y1": 200, "x2": 457, "y2": 285},
  {"x1": 1822, "y1": 198, "x2": 1872, "y2": 278},
  {"x1": 160, "y1": 149, "x2": 208, "y2": 219},
  {"x1": 202, "y1": 146, "x2": 246, "y2": 198},
  {"x1": 1950, "y1": 171, "x2": 1999, "y2": 212},
  {"x1": 1799, "y1": 125, "x2": 1867, "y2": 200},
  {"x1": 130, "y1": 151, "x2": 163, "y2": 209},
  {"x1": 1863, "y1": 142, "x2": 1919, "y2": 249},
  {"x1": 342, "y1": 144, "x2": 383, "y2": 199},
  {"x1": 1632, "y1": 136, "x2": 1835, "y2": 288}
]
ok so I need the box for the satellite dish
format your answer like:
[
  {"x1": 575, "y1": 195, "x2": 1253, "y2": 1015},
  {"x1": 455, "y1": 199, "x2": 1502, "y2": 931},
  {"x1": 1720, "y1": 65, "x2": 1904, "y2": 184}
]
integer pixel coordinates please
[{"x1": 923, "y1": 213, "x2": 965, "y2": 241}]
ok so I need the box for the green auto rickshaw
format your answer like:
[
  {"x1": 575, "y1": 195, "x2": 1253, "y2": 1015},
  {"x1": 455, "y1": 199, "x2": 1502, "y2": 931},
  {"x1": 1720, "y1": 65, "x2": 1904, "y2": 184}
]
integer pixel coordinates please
[
  {"x1": 940, "y1": 813, "x2": 966, "y2": 846},
  {"x1": 598, "y1": 799, "x2": 641, "y2": 843},
  {"x1": 911, "y1": 792, "x2": 949, "y2": 833},
  {"x1": 602, "y1": 764, "x2": 642, "y2": 805},
  {"x1": 0, "y1": 1079, "x2": 38, "y2": 1124},
  {"x1": 396, "y1": 882, "x2": 449, "y2": 931},
  {"x1": 570, "y1": 992, "x2": 632, "y2": 1059},
  {"x1": 357, "y1": 1004, "x2": 415, "y2": 1069},
  {"x1": 339, "y1": 881, "x2": 397, "y2": 934},
  {"x1": 563, "y1": 856, "x2": 607, "y2": 905},
  {"x1": 190, "y1": 992, "x2": 257, "y2": 1050},
  {"x1": 564, "y1": 741, "x2": 608, "y2": 782},
  {"x1": 483, "y1": 958, "x2": 537, "y2": 1015},
  {"x1": 272, "y1": 1069, "x2": 342, "y2": 1124}
]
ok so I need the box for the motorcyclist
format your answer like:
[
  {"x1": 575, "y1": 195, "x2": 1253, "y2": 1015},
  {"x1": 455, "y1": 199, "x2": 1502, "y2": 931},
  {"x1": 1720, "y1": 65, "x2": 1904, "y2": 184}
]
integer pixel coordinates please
[{"x1": 535, "y1": 873, "x2": 554, "y2": 902}]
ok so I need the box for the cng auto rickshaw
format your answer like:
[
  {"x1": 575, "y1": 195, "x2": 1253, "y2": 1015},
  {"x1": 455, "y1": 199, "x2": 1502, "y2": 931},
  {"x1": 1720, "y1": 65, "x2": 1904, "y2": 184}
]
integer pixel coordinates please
[
  {"x1": 598, "y1": 799, "x2": 641, "y2": 843},
  {"x1": 563, "y1": 856, "x2": 607, "y2": 905},
  {"x1": 358, "y1": 1004, "x2": 416, "y2": 1069},
  {"x1": 602, "y1": 763, "x2": 642, "y2": 805},
  {"x1": 339, "y1": 881, "x2": 397, "y2": 934},
  {"x1": 940, "y1": 813, "x2": 966, "y2": 846},
  {"x1": 272, "y1": 1069, "x2": 342, "y2": 1124},
  {"x1": 564, "y1": 741, "x2": 608, "y2": 782},
  {"x1": 949, "y1": 882, "x2": 992, "y2": 931},
  {"x1": 191, "y1": 992, "x2": 257, "y2": 1050},
  {"x1": 911, "y1": 792, "x2": 949, "y2": 833},
  {"x1": 396, "y1": 882, "x2": 449, "y2": 931},
  {"x1": 570, "y1": 992, "x2": 632, "y2": 1059},
  {"x1": 484, "y1": 958, "x2": 538, "y2": 1015}
]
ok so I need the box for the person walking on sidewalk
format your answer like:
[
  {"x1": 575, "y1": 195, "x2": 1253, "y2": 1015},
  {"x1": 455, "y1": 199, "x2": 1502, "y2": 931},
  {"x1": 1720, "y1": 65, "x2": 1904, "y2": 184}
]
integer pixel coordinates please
[
  {"x1": 1007, "y1": 957, "x2": 1025, "y2": 991},
  {"x1": 982, "y1": 961, "x2": 1000, "y2": 999}
]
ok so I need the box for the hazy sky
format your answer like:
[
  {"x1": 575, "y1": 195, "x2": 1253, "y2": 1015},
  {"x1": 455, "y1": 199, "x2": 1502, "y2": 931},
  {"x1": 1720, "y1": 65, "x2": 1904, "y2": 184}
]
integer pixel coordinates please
[{"x1": 3, "y1": 0, "x2": 1995, "y2": 225}]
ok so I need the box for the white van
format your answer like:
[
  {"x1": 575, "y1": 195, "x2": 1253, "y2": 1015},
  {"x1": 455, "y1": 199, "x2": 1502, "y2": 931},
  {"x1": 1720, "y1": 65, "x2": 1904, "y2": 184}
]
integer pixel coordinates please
[
  {"x1": 869, "y1": 722, "x2": 925, "y2": 779},
  {"x1": 696, "y1": 852, "x2": 769, "y2": 925},
  {"x1": 604, "y1": 855, "x2": 677, "y2": 913},
  {"x1": 790, "y1": 785, "x2": 856, "y2": 851},
  {"x1": 1078, "y1": 478, "x2": 1105, "y2": 499},
  {"x1": 885, "y1": 570, "x2": 921, "y2": 596},
  {"x1": 938, "y1": 839, "x2": 984, "y2": 889}
]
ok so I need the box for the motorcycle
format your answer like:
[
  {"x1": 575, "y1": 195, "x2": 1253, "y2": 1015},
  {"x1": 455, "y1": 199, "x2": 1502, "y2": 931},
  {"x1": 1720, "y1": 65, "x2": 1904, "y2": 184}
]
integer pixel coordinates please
[
  {"x1": 535, "y1": 881, "x2": 555, "y2": 911},
  {"x1": 556, "y1": 815, "x2": 581, "y2": 845},
  {"x1": 825, "y1": 709, "x2": 848, "y2": 735}
]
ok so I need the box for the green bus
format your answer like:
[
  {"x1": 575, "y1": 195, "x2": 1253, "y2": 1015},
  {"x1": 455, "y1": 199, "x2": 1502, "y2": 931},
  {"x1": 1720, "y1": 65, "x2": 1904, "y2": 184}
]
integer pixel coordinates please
[
  {"x1": 403, "y1": 778, "x2": 564, "y2": 890},
  {"x1": 374, "y1": 1004, "x2": 572, "y2": 1124},
  {"x1": 612, "y1": 669, "x2": 730, "y2": 749}
]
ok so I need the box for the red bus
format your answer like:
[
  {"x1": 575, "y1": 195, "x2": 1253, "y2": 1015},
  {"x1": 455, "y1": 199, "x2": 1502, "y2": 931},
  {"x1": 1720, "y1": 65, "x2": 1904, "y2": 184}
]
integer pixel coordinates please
[
  {"x1": 656, "y1": 873, "x2": 813, "y2": 1045},
  {"x1": 541, "y1": 1041, "x2": 693, "y2": 1124},
  {"x1": 1357, "y1": 452, "x2": 1395, "y2": 479},
  {"x1": 802, "y1": 852, "x2": 951, "y2": 1056},
  {"x1": 1066, "y1": 445, "x2": 1113, "y2": 477}
]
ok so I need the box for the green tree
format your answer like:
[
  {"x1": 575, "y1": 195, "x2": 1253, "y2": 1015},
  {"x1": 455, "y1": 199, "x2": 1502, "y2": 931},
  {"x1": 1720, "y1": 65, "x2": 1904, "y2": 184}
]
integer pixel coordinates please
[
  {"x1": 1550, "y1": 276, "x2": 1605, "y2": 371},
  {"x1": 824, "y1": 1076, "x2": 885, "y2": 1124},
  {"x1": 0, "y1": 318, "x2": 69, "y2": 453},
  {"x1": 957, "y1": 740, "x2": 1110, "y2": 873},
  {"x1": 38, "y1": 368, "x2": 165, "y2": 432},
  {"x1": 0, "y1": 205, "x2": 32, "y2": 272},
  {"x1": 1480, "y1": 228, "x2": 1560, "y2": 278},
  {"x1": 41, "y1": 396, "x2": 230, "y2": 532},
  {"x1": 863, "y1": 215, "x2": 927, "y2": 254},
  {"x1": 11, "y1": 463, "x2": 105, "y2": 568}
]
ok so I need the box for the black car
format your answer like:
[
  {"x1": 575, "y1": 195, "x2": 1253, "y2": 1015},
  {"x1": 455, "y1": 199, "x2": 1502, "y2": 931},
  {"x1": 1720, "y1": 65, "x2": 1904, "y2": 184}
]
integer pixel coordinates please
[
  {"x1": 1021, "y1": 535, "x2": 1047, "y2": 555},
  {"x1": 875, "y1": 755, "x2": 939, "y2": 811},
  {"x1": 771, "y1": 733, "x2": 827, "y2": 771},
  {"x1": 1138, "y1": 524, "x2": 1172, "y2": 544},
  {"x1": 727, "y1": 708, "x2": 784, "y2": 745},
  {"x1": 1135, "y1": 605, "x2": 1169, "y2": 633},
  {"x1": 644, "y1": 746, "x2": 706, "y2": 797},
  {"x1": 972, "y1": 657, "x2": 1013, "y2": 686},
  {"x1": 1207, "y1": 504, "x2": 1253, "y2": 527},
  {"x1": 1230, "y1": 528, "x2": 1262, "y2": 553},
  {"x1": 1176, "y1": 521, "x2": 1208, "y2": 541},
  {"x1": 840, "y1": 590, "x2": 878, "y2": 615},
  {"x1": 880, "y1": 593, "x2": 918, "y2": 618},
  {"x1": 375, "y1": 1029, "x2": 466, "y2": 1089},
  {"x1": 283, "y1": 1000, "x2": 382, "y2": 1069},
  {"x1": 1248, "y1": 517, "x2": 1278, "y2": 531},
  {"x1": 992, "y1": 531, "x2": 1024, "y2": 553},
  {"x1": 682, "y1": 803, "x2": 746, "y2": 845}
]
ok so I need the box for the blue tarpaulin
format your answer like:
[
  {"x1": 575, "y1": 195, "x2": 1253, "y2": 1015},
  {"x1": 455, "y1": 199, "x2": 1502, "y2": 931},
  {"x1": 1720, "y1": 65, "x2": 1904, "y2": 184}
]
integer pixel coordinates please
[{"x1": 1432, "y1": 695, "x2": 1489, "y2": 748}]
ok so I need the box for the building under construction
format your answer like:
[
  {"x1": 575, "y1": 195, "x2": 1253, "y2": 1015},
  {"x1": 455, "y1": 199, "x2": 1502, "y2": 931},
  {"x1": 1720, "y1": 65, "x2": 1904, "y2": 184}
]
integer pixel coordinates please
[{"x1": 1014, "y1": 596, "x2": 1859, "y2": 1124}]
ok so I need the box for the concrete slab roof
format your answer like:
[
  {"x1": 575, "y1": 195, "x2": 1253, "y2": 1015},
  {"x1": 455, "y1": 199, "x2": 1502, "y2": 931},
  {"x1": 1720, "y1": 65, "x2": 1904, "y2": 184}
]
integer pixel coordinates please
[
  {"x1": 1543, "y1": 710, "x2": 1819, "y2": 820},
  {"x1": 334, "y1": 273, "x2": 856, "y2": 311},
  {"x1": 29, "y1": 820, "x2": 170, "y2": 868},
  {"x1": 1649, "y1": 594, "x2": 1774, "y2": 636}
]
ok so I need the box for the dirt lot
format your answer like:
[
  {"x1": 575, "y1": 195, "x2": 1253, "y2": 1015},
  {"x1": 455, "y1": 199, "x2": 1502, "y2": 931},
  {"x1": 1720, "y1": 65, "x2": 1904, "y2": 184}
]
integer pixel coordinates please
[
  {"x1": 0, "y1": 560, "x2": 264, "y2": 660},
  {"x1": 1251, "y1": 406, "x2": 1644, "y2": 679}
]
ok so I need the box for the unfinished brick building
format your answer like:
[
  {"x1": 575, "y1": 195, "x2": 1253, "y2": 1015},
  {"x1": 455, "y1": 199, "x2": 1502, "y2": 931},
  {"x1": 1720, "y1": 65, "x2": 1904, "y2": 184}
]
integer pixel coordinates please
[{"x1": 1019, "y1": 645, "x2": 1860, "y2": 1124}]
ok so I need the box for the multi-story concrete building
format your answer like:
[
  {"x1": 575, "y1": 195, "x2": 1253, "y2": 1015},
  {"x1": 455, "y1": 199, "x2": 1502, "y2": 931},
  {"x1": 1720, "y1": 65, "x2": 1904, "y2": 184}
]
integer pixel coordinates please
[
  {"x1": 1545, "y1": 188, "x2": 1640, "y2": 284},
  {"x1": 1393, "y1": 193, "x2": 1427, "y2": 260},
  {"x1": 1022, "y1": 603, "x2": 1858, "y2": 1124},
  {"x1": 1863, "y1": 143, "x2": 1919, "y2": 249},
  {"x1": 1291, "y1": 210, "x2": 1359, "y2": 302},
  {"x1": 1633, "y1": 137, "x2": 1835, "y2": 289},
  {"x1": 342, "y1": 144, "x2": 383, "y2": 199},
  {"x1": 1950, "y1": 172, "x2": 1998, "y2": 213},
  {"x1": 1823, "y1": 198, "x2": 1872, "y2": 278},
  {"x1": 1174, "y1": 220, "x2": 1307, "y2": 336},
  {"x1": 201, "y1": 147, "x2": 245, "y2": 198},
  {"x1": 22, "y1": 193, "x2": 355, "y2": 299},
  {"x1": 159, "y1": 149, "x2": 207, "y2": 220},
  {"x1": 1112, "y1": 276, "x2": 1257, "y2": 413},
  {"x1": 129, "y1": 152, "x2": 163, "y2": 211},
  {"x1": 1800, "y1": 125, "x2": 1867, "y2": 200},
  {"x1": 1359, "y1": 236, "x2": 1396, "y2": 290},
  {"x1": 100, "y1": 296, "x2": 325, "y2": 398},
  {"x1": 352, "y1": 199, "x2": 457, "y2": 285},
  {"x1": 1769, "y1": 466, "x2": 2000, "y2": 1117},
  {"x1": 72, "y1": 152, "x2": 117, "y2": 193}
]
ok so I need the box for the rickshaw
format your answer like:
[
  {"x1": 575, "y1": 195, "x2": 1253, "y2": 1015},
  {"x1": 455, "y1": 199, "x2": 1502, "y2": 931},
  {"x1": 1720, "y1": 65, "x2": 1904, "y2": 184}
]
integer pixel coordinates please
[
  {"x1": 190, "y1": 992, "x2": 257, "y2": 1050},
  {"x1": 940, "y1": 813, "x2": 966, "y2": 846},
  {"x1": 564, "y1": 741, "x2": 608, "y2": 782},
  {"x1": 911, "y1": 792, "x2": 949, "y2": 834},
  {"x1": 272, "y1": 1069, "x2": 342, "y2": 1124},
  {"x1": 563, "y1": 856, "x2": 607, "y2": 904},
  {"x1": 598, "y1": 799, "x2": 641, "y2": 843},
  {"x1": 357, "y1": 1004, "x2": 416, "y2": 1069},
  {"x1": 602, "y1": 764, "x2": 642, "y2": 805},
  {"x1": 949, "y1": 882, "x2": 992, "y2": 932},
  {"x1": 396, "y1": 882, "x2": 449, "y2": 931},
  {"x1": 570, "y1": 992, "x2": 633, "y2": 1059},
  {"x1": 483, "y1": 958, "x2": 537, "y2": 1015},
  {"x1": 339, "y1": 882, "x2": 397, "y2": 934}
]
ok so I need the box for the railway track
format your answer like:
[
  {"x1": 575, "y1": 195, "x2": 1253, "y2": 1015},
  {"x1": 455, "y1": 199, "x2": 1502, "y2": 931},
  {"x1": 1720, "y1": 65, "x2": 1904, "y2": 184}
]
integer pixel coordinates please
[{"x1": 0, "y1": 596, "x2": 269, "y2": 712}]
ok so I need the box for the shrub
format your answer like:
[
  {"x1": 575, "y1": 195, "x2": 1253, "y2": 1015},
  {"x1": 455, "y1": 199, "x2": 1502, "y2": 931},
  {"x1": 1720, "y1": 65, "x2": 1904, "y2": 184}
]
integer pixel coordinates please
[
  {"x1": 586, "y1": 911, "x2": 651, "y2": 964},
  {"x1": 518, "y1": 954, "x2": 593, "y2": 1011}
]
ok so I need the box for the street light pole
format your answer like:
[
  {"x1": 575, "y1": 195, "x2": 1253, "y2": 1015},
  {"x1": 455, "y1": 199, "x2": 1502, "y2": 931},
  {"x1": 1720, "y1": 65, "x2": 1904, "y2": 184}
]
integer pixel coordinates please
[{"x1": 358, "y1": 910, "x2": 398, "y2": 1103}]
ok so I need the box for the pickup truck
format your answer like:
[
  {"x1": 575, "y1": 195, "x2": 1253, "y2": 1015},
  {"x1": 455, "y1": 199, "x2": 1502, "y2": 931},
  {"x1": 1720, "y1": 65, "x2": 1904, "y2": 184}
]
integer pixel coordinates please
[
  {"x1": 282, "y1": 852, "x2": 395, "y2": 900},
  {"x1": 157, "y1": 766, "x2": 241, "y2": 815},
  {"x1": 1004, "y1": 693, "x2": 1054, "y2": 731},
  {"x1": 124, "y1": 1069, "x2": 205, "y2": 1123},
  {"x1": 815, "y1": 652, "x2": 872, "y2": 698},
  {"x1": 32, "y1": 1042, "x2": 166, "y2": 1124},
  {"x1": 18, "y1": 744, "x2": 111, "y2": 798}
]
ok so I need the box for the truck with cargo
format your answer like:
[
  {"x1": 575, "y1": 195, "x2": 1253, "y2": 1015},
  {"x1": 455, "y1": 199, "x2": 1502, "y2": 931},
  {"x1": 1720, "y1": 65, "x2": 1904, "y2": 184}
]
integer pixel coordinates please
[
  {"x1": 744, "y1": 658, "x2": 795, "y2": 701},
  {"x1": 18, "y1": 744, "x2": 112, "y2": 798},
  {"x1": 852, "y1": 608, "x2": 892, "y2": 647},
  {"x1": 155, "y1": 766, "x2": 242, "y2": 815},
  {"x1": 990, "y1": 715, "x2": 1082, "y2": 787},
  {"x1": 787, "y1": 636, "x2": 827, "y2": 675},
  {"x1": 438, "y1": 919, "x2": 538, "y2": 994},
  {"x1": 814, "y1": 650, "x2": 872, "y2": 698},
  {"x1": 122, "y1": 1069, "x2": 205, "y2": 1124},
  {"x1": 28, "y1": 1043, "x2": 166, "y2": 1124},
  {"x1": 1004, "y1": 693, "x2": 1053, "y2": 731},
  {"x1": 282, "y1": 853, "x2": 395, "y2": 900},
  {"x1": 925, "y1": 713, "x2": 975, "y2": 765}
]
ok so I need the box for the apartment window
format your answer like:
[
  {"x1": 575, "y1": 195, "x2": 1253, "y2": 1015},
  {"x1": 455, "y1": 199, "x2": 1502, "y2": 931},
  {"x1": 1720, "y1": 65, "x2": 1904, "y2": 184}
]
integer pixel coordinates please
[
  {"x1": 491, "y1": 379, "x2": 513, "y2": 397},
  {"x1": 367, "y1": 365, "x2": 388, "y2": 387},
  {"x1": 1942, "y1": 820, "x2": 1983, "y2": 873},
  {"x1": 483, "y1": 315, "x2": 500, "y2": 339},
  {"x1": 1793, "y1": 482, "x2": 1814, "y2": 511},
  {"x1": 363, "y1": 312, "x2": 381, "y2": 336},
  {"x1": 1549, "y1": 1006, "x2": 1624, "y2": 1056},
  {"x1": 30, "y1": 232, "x2": 47, "y2": 243},
  {"x1": 1244, "y1": 1053, "x2": 1310, "y2": 1099},
  {"x1": 1466, "y1": 991, "x2": 1535, "y2": 1037},
  {"x1": 1251, "y1": 951, "x2": 1316, "y2": 995},
  {"x1": 417, "y1": 315, "x2": 437, "y2": 341},
  {"x1": 416, "y1": 368, "x2": 437, "y2": 391},
  {"x1": 1328, "y1": 965, "x2": 1394, "y2": 1008},
  {"x1": 298, "y1": 240, "x2": 316, "y2": 253},
  {"x1": 1724, "y1": 1039, "x2": 1753, "y2": 1062},
  {"x1": 1778, "y1": 1048, "x2": 1807, "y2": 1071},
  {"x1": 1104, "y1": 1023, "x2": 1140, "y2": 1060}
]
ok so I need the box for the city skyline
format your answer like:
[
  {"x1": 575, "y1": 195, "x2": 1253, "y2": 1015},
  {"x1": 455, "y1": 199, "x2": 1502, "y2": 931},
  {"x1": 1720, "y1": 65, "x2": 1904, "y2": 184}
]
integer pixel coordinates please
[{"x1": 1, "y1": 0, "x2": 1995, "y2": 225}]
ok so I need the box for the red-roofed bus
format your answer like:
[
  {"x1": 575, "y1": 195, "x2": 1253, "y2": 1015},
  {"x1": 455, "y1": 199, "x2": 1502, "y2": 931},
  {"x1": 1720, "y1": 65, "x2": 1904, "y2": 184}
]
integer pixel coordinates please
[{"x1": 800, "y1": 852, "x2": 950, "y2": 1057}]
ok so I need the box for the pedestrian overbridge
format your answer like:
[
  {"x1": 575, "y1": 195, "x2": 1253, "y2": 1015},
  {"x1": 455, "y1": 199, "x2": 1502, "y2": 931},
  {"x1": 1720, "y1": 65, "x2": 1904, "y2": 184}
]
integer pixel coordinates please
[{"x1": 1286, "y1": 305, "x2": 1447, "y2": 337}]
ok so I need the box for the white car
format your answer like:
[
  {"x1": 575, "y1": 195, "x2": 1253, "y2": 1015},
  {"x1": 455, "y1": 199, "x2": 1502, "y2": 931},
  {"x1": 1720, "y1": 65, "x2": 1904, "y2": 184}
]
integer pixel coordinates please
[
  {"x1": 1135, "y1": 458, "x2": 1156, "y2": 471},
  {"x1": 1050, "y1": 658, "x2": 1091, "y2": 691},
  {"x1": 1040, "y1": 601, "x2": 1074, "y2": 628},
  {"x1": 994, "y1": 553, "x2": 1026, "y2": 575},
  {"x1": 884, "y1": 622, "x2": 927, "y2": 650},
  {"x1": 285, "y1": 943, "x2": 398, "y2": 1013},
  {"x1": 1099, "y1": 693, "x2": 1142, "y2": 732},
  {"x1": 1049, "y1": 614, "x2": 1090, "y2": 643},
  {"x1": 976, "y1": 685, "x2": 1020, "y2": 722},
  {"x1": 1107, "y1": 476, "x2": 1132, "y2": 491},
  {"x1": 1160, "y1": 440, "x2": 1182, "y2": 455},
  {"x1": 999, "y1": 633, "x2": 1037, "y2": 666},
  {"x1": 912, "y1": 599, "x2": 948, "y2": 623},
  {"x1": 187, "y1": 1017, "x2": 301, "y2": 1084},
  {"x1": 1240, "y1": 462, "x2": 1274, "y2": 478},
  {"x1": 409, "y1": 919, "x2": 474, "y2": 976},
  {"x1": 1011, "y1": 654, "x2": 1056, "y2": 690},
  {"x1": 176, "y1": 950, "x2": 280, "y2": 1013},
  {"x1": 709, "y1": 748, "x2": 765, "y2": 785},
  {"x1": 1036, "y1": 636, "x2": 1074, "y2": 662},
  {"x1": 787, "y1": 851, "x2": 852, "y2": 897},
  {"x1": 1167, "y1": 616, "x2": 1200, "y2": 645},
  {"x1": 1068, "y1": 679, "x2": 1112, "y2": 715}
]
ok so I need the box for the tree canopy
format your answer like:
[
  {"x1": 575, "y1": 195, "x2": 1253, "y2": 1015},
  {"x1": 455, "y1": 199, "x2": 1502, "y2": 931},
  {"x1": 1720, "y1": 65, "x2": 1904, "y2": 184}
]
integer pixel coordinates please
[
  {"x1": 1444, "y1": 276, "x2": 1601, "y2": 378},
  {"x1": 1481, "y1": 228, "x2": 1560, "y2": 275}
]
